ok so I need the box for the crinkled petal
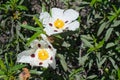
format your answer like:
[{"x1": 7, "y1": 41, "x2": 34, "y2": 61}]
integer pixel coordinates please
[
  {"x1": 30, "y1": 39, "x2": 51, "y2": 49},
  {"x1": 17, "y1": 49, "x2": 35, "y2": 62},
  {"x1": 40, "y1": 61, "x2": 49, "y2": 68},
  {"x1": 29, "y1": 59, "x2": 40, "y2": 66},
  {"x1": 64, "y1": 9, "x2": 79, "y2": 22},
  {"x1": 30, "y1": 39, "x2": 40, "y2": 48},
  {"x1": 67, "y1": 21, "x2": 79, "y2": 31},
  {"x1": 44, "y1": 27, "x2": 63, "y2": 36},
  {"x1": 39, "y1": 12, "x2": 50, "y2": 25},
  {"x1": 40, "y1": 34, "x2": 53, "y2": 48},
  {"x1": 39, "y1": 12, "x2": 50, "y2": 20},
  {"x1": 17, "y1": 56, "x2": 32, "y2": 63},
  {"x1": 51, "y1": 8, "x2": 64, "y2": 19}
]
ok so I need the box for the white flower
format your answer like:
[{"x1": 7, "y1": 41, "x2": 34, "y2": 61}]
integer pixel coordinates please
[
  {"x1": 17, "y1": 34, "x2": 56, "y2": 69},
  {"x1": 39, "y1": 8, "x2": 80, "y2": 36}
]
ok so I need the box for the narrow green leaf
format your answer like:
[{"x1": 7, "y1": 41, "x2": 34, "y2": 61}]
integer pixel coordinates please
[
  {"x1": 118, "y1": 69, "x2": 120, "y2": 80},
  {"x1": 30, "y1": 70, "x2": 43, "y2": 75},
  {"x1": 17, "y1": 5, "x2": 28, "y2": 10},
  {"x1": 33, "y1": 16, "x2": 43, "y2": 29},
  {"x1": 109, "y1": 57, "x2": 118, "y2": 70},
  {"x1": 19, "y1": 0, "x2": 24, "y2": 5},
  {"x1": 97, "y1": 22, "x2": 108, "y2": 36},
  {"x1": 87, "y1": 75, "x2": 97, "y2": 79},
  {"x1": 10, "y1": 64, "x2": 26, "y2": 72},
  {"x1": 69, "y1": 68, "x2": 83, "y2": 78},
  {"x1": 21, "y1": 24, "x2": 41, "y2": 32},
  {"x1": 81, "y1": 38, "x2": 93, "y2": 47},
  {"x1": 105, "y1": 28, "x2": 113, "y2": 41},
  {"x1": 78, "y1": 53, "x2": 89, "y2": 66},
  {"x1": 26, "y1": 31, "x2": 42, "y2": 46},
  {"x1": 111, "y1": 20, "x2": 120, "y2": 27},
  {"x1": 99, "y1": 58, "x2": 106, "y2": 68},
  {"x1": 96, "y1": 39, "x2": 104, "y2": 49},
  {"x1": 0, "y1": 59, "x2": 6, "y2": 70},
  {"x1": 106, "y1": 42, "x2": 115, "y2": 49},
  {"x1": 90, "y1": 0, "x2": 97, "y2": 6},
  {"x1": 57, "y1": 54, "x2": 68, "y2": 71},
  {"x1": 81, "y1": 35, "x2": 93, "y2": 40}
]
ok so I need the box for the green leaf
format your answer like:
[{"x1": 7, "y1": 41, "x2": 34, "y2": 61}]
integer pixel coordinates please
[
  {"x1": 30, "y1": 70, "x2": 43, "y2": 75},
  {"x1": 97, "y1": 22, "x2": 109, "y2": 36},
  {"x1": 81, "y1": 38, "x2": 93, "y2": 47},
  {"x1": 57, "y1": 54, "x2": 68, "y2": 71},
  {"x1": 117, "y1": 69, "x2": 120, "y2": 80},
  {"x1": 87, "y1": 75, "x2": 97, "y2": 79},
  {"x1": 105, "y1": 28, "x2": 113, "y2": 41},
  {"x1": 98, "y1": 57, "x2": 106, "y2": 68},
  {"x1": 111, "y1": 20, "x2": 120, "y2": 27},
  {"x1": 21, "y1": 24, "x2": 41, "y2": 32},
  {"x1": 81, "y1": 35, "x2": 93, "y2": 40},
  {"x1": 26, "y1": 31, "x2": 42, "y2": 46},
  {"x1": 96, "y1": 39, "x2": 104, "y2": 49},
  {"x1": 0, "y1": 59, "x2": 6, "y2": 71},
  {"x1": 69, "y1": 68, "x2": 83, "y2": 78},
  {"x1": 0, "y1": 75, "x2": 7, "y2": 78},
  {"x1": 90, "y1": 0, "x2": 97, "y2": 6},
  {"x1": 33, "y1": 16, "x2": 43, "y2": 29},
  {"x1": 10, "y1": 64, "x2": 26, "y2": 72},
  {"x1": 109, "y1": 57, "x2": 118, "y2": 70},
  {"x1": 19, "y1": 0, "x2": 24, "y2": 5},
  {"x1": 78, "y1": 53, "x2": 89, "y2": 66},
  {"x1": 106, "y1": 42, "x2": 115, "y2": 49},
  {"x1": 17, "y1": 5, "x2": 28, "y2": 10},
  {"x1": 0, "y1": 70, "x2": 5, "y2": 75}
]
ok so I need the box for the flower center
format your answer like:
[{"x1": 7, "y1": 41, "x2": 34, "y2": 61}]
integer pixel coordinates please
[
  {"x1": 38, "y1": 49, "x2": 49, "y2": 61},
  {"x1": 54, "y1": 19, "x2": 65, "y2": 29}
]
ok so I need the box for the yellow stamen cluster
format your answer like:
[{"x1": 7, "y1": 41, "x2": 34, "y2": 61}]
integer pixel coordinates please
[
  {"x1": 54, "y1": 19, "x2": 65, "y2": 29},
  {"x1": 38, "y1": 49, "x2": 49, "y2": 61}
]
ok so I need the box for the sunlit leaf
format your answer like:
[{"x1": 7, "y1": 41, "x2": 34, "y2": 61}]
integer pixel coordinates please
[{"x1": 17, "y1": 5, "x2": 28, "y2": 10}]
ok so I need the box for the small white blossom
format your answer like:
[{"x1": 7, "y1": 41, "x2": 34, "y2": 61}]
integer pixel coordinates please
[
  {"x1": 17, "y1": 34, "x2": 56, "y2": 69},
  {"x1": 39, "y1": 8, "x2": 80, "y2": 36}
]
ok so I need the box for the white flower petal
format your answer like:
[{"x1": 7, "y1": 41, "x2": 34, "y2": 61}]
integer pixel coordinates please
[
  {"x1": 64, "y1": 9, "x2": 79, "y2": 22},
  {"x1": 30, "y1": 39, "x2": 40, "y2": 48},
  {"x1": 49, "y1": 58, "x2": 56, "y2": 69},
  {"x1": 17, "y1": 56, "x2": 33, "y2": 63},
  {"x1": 44, "y1": 27, "x2": 63, "y2": 36},
  {"x1": 39, "y1": 12, "x2": 50, "y2": 25},
  {"x1": 17, "y1": 49, "x2": 35, "y2": 62},
  {"x1": 40, "y1": 61, "x2": 49, "y2": 68},
  {"x1": 67, "y1": 21, "x2": 79, "y2": 31},
  {"x1": 40, "y1": 34, "x2": 54, "y2": 48},
  {"x1": 51, "y1": 8, "x2": 64, "y2": 19},
  {"x1": 29, "y1": 59, "x2": 40, "y2": 66}
]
